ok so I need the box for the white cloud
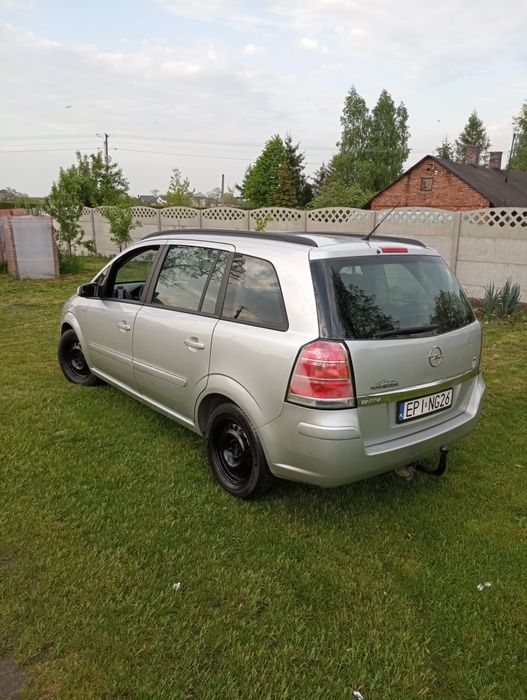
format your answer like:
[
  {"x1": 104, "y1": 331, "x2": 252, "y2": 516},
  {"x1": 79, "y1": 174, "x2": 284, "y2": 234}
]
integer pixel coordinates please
[
  {"x1": 297, "y1": 37, "x2": 329, "y2": 54},
  {"x1": 244, "y1": 44, "x2": 265, "y2": 56}
]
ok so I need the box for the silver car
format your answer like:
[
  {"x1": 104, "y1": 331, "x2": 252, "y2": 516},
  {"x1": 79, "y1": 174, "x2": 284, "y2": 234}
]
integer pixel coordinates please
[{"x1": 58, "y1": 230, "x2": 485, "y2": 498}]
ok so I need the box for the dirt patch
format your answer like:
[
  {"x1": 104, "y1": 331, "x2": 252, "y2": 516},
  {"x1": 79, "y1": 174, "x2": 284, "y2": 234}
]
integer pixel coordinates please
[{"x1": 0, "y1": 656, "x2": 28, "y2": 699}]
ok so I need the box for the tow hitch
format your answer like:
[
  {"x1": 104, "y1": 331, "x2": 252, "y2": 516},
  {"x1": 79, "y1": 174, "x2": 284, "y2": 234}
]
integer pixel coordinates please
[{"x1": 414, "y1": 446, "x2": 449, "y2": 476}]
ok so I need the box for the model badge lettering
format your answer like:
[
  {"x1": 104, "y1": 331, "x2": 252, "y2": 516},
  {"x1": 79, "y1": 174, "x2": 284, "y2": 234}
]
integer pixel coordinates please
[{"x1": 370, "y1": 378, "x2": 400, "y2": 391}]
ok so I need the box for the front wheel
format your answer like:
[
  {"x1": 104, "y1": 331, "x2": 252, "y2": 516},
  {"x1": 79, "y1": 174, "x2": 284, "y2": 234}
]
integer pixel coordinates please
[
  {"x1": 58, "y1": 329, "x2": 99, "y2": 386},
  {"x1": 206, "y1": 403, "x2": 274, "y2": 499}
]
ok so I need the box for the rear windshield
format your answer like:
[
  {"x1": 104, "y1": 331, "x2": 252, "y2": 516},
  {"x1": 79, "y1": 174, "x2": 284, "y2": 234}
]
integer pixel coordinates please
[{"x1": 311, "y1": 254, "x2": 475, "y2": 340}]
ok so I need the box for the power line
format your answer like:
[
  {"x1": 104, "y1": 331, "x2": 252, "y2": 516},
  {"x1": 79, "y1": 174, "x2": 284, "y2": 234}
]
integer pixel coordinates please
[
  {"x1": 0, "y1": 134, "x2": 95, "y2": 142},
  {"x1": 0, "y1": 146, "x2": 100, "y2": 154},
  {"x1": 111, "y1": 147, "x2": 255, "y2": 162}
]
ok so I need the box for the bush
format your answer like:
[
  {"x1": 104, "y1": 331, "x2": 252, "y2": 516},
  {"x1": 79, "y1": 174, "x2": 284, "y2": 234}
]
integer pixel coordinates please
[{"x1": 58, "y1": 251, "x2": 83, "y2": 275}]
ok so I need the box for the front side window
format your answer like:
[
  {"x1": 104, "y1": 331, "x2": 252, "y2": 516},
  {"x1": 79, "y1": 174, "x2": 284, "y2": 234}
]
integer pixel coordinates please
[
  {"x1": 312, "y1": 254, "x2": 474, "y2": 340},
  {"x1": 222, "y1": 254, "x2": 287, "y2": 330},
  {"x1": 151, "y1": 245, "x2": 225, "y2": 313},
  {"x1": 106, "y1": 246, "x2": 159, "y2": 301}
]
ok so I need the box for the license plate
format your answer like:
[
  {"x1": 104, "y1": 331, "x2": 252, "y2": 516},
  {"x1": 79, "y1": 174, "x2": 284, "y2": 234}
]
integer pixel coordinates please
[{"x1": 397, "y1": 388, "x2": 453, "y2": 423}]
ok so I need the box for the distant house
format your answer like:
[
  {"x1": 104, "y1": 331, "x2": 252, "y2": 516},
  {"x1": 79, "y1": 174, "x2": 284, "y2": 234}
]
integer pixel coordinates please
[
  {"x1": 366, "y1": 152, "x2": 527, "y2": 211},
  {"x1": 138, "y1": 194, "x2": 160, "y2": 205}
]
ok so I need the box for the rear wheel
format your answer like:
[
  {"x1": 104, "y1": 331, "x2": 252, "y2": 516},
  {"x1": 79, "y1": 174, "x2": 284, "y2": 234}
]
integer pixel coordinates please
[
  {"x1": 206, "y1": 403, "x2": 274, "y2": 499},
  {"x1": 58, "y1": 329, "x2": 99, "y2": 386}
]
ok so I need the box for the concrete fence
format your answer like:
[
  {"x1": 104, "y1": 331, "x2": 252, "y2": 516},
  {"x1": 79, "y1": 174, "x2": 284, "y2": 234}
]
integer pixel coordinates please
[{"x1": 76, "y1": 206, "x2": 527, "y2": 301}]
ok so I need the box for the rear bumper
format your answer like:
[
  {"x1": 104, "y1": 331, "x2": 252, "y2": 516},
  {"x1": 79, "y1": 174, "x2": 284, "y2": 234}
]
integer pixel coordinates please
[{"x1": 259, "y1": 373, "x2": 485, "y2": 487}]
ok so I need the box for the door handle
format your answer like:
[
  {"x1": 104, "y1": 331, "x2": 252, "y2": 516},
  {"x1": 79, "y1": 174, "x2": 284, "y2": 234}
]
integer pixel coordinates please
[
  {"x1": 118, "y1": 320, "x2": 131, "y2": 332},
  {"x1": 184, "y1": 337, "x2": 205, "y2": 350}
]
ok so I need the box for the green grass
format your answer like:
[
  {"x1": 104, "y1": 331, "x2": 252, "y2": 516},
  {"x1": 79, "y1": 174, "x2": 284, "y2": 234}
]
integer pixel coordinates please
[{"x1": 1, "y1": 259, "x2": 526, "y2": 699}]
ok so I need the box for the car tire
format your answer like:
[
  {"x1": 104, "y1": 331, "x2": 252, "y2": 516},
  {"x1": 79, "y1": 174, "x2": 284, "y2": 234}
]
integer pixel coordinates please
[
  {"x1": 206, "y1": 402, "x2": 274, "y2": 499},
  {"x1": 58, "y1": 329, "x2": 99, "y2": 386}
]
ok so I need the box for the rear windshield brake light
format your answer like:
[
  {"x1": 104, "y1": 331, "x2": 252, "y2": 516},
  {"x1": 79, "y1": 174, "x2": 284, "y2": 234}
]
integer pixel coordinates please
[{"x1": 378, "y1": 246, "x2": 408, "y2": 253}]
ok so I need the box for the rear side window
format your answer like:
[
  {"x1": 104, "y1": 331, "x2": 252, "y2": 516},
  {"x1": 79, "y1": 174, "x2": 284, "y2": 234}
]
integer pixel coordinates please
[
  {"x1": 151, "y1": 245, "x2": 224, "y2": 313},
  {"x1": 312, "y1": 254, "x2": 474, "y2": 340},
  {"x1": 222, "y1": 254, "x2": 288, "y2": 330}
]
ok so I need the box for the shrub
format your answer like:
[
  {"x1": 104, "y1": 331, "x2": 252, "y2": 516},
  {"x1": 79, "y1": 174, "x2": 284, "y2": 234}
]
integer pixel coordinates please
[{"x1": 58, "y1": 251, "x2": 83, "y2": 275}]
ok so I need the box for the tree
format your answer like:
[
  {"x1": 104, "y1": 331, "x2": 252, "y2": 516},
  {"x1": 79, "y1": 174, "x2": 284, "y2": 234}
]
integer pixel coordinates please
[
  {"x1": 283, "y1": 134, "x2": 312, "y2": 205},
  {"x1": 510, "y1": 101, "x2": 527, "y2": 172},
  {"x1": 101, "y1": 202, "x2": 141, "y2": 252},
  {"x1": 43, "y1": 166, "x2": 84, "y2": 255},
  {"x1": 240, "y1": 135, "x2": 289, "y2": 208},
  {"x1": 273, "y1": 162, "x2": 298, "y2": 207},
  {"x1": 73, "y1": 151, "x2": 129, "y2": 207},
  {"x1": 455, "y1": 111, "x2": 490, "y2": 164},
  {"x1": 367, "y1": 89, "x2": 410, "y2": 191},
  {"x1": 222, "y1": 188, "x2": 241, "y2": 207},
  {"x1": 316, "y1": 85, "x2": 410, "y2": 206},
  {"x1": 310, "y1": 162, "x2": 330, "y2": 197},
  {"x1": 309, "y1": 179, "x2": 371, "y2": 209},
  {"x1": 435, "y1": 137, "x2": 455, "y2": 161},
  {"x1": 165, "y1": 168, "x2": 194, "y2": 207}
]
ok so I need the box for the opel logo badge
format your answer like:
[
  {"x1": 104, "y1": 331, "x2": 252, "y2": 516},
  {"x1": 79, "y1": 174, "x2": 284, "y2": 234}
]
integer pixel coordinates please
[{"x1": 428, "y1": 346, "x2": 443, "y2": 367}]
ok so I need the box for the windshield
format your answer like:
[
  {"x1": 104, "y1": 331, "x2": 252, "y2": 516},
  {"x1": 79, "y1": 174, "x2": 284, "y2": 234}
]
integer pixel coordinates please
[{"x1": 311, "y1": 254, "x2": 475, "y2": 340}]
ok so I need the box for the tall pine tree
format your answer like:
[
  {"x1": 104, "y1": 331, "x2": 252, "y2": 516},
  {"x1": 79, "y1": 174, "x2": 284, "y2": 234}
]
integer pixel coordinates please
[
  {"x1": 510, "y1": 101, "x2": 527, "y2": 172},
  {"x1": 311, "y1": 85, "x2": 410, "y2": 206},
  {"x1": 454, "y1": 110, "x2": 490, "y2": 164},
  {"x1": 240, "y1": 134, "x2": 310, "y2": 208},
  {"x1": 368, "y1": 89, "x2": 410, "y2": 191}
]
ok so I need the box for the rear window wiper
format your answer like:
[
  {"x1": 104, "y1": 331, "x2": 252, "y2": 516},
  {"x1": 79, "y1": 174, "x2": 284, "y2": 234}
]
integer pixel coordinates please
[{"x1": 372, "y1": 324, "x2": 438, "y2": 338}]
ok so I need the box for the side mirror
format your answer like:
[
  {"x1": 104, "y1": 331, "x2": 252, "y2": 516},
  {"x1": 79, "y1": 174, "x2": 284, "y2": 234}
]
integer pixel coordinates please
[{"x1": 78, "y1": 283, "x2": 103, "y2": 298}]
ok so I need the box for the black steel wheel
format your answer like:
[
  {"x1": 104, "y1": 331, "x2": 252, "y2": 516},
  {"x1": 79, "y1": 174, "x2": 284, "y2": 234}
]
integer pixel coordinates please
[
  {"x1": 207, "y1": 403, "x2": 274, "y2": 499},
  {"x1": 58, "y1": 329, "x2": 99, "y2": 386}
]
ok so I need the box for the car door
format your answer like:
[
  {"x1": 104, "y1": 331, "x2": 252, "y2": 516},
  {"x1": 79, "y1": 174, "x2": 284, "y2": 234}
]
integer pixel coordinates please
[
  {"x1": 81, "y1": 245, "x2": 161, "y2": 389},
  {"x1": 132, "y1": 242, "x2": 233, "y2": 427}
]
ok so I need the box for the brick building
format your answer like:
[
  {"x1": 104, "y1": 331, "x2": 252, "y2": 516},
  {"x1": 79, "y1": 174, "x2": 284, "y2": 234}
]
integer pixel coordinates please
[{"x1": 366, "y1": 153, "x2": 527, "y2": 211}]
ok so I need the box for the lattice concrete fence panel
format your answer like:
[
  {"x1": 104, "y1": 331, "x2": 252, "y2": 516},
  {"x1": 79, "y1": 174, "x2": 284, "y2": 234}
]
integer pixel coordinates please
[
  {"x1": 6, "y1": 216, "x2": 59, "y2": 279},
  {"x1": 249, "y1": 208, "x2": 306, "y2": 232},
  {"x1": 307, "y1": 208, "x2": 375, "y2": 233},
  {"x1": 202, "y1": 207, "x2": 249, "y2": 230},
  {"x1": 457, "y1": 208, "x2": 527, "y2": 301},
  {"x1": 372, "y1": 208, "x2": 460, "y2": 267}
]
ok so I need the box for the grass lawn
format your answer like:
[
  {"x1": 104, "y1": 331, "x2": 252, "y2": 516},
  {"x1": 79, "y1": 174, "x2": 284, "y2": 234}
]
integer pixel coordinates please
[{"x1": 1, "y1": 259, "x2": 526, "y2": 699}]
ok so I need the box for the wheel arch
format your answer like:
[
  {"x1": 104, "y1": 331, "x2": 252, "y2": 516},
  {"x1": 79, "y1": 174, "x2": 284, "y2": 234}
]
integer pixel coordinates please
[
  {"x1": 60, "y1": 313, "x2": 92, "y2": 364},
  {"x1": 196, "y1": 376, "x2": 266, "y2": 437}
]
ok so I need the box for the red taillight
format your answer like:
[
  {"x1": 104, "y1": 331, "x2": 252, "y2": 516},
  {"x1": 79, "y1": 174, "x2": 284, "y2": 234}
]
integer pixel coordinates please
[
  {"x1": 378, "y1": 246, "x2": 408, "y2": 253},
  {"x1": 287, "y1": 340, "x2": 356, "y2": 408}
]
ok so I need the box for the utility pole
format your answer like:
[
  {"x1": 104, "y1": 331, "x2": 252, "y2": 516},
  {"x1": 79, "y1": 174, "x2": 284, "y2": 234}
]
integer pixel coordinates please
[
  {"x1": 220, "y1": 173, "x2": 225, "y2": 205},
  {"x1": 505, "y1": 131, "x2": 517, "y2": 184},
  {"x1": 103, "y1": 133, "x2": 109, "y2": 169}
]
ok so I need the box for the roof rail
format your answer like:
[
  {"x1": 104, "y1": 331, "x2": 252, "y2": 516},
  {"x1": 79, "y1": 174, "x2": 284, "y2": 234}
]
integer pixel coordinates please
[
  {"x1": 362, "y1": 234, "x2": 427, "y2": 248},
  {"x1": 141, "y1": 228, "x2": 318, "y2": 247}
]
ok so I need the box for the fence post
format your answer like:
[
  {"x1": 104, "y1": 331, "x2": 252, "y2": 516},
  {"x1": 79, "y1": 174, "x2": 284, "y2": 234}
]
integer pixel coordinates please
[
  {"x1": 157, "y1": 208, "x2": 161, "y2": 231},
  {"x1": 89, "y1": 208, "x2": 96, "y2": 250},
  {"x1": 451, "y1": 212, "x2": 462, "y2": 273}
]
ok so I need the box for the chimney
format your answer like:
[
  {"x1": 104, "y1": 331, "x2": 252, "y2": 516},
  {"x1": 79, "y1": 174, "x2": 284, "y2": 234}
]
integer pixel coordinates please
[
  {"x1": 465, "y1": 145, "x2": 481, "y2": 166},
  {"x1": 488, "y1": 151, "x2": 503, "y2": 169}
]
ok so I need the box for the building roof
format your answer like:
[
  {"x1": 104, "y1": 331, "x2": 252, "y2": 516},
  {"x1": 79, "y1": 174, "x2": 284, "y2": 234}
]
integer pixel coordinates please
[{"x1": 367, "y1": 155, "x2": 527, "y2": 208}]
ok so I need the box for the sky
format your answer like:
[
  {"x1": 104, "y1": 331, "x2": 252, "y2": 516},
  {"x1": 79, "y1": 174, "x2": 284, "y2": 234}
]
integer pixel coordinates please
[{"x1": 0, "y1": 0, "x2": 526, "y2": 197}]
